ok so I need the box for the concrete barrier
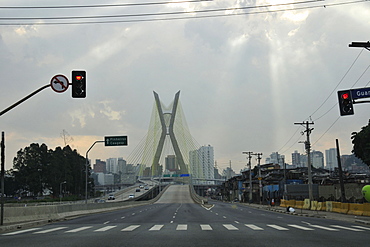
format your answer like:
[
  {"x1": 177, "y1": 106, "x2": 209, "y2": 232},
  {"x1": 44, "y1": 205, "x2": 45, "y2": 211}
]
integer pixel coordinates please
[
  {"x1": 310, "y1": 201, "x2": 318, "y2": 210},
  {"x1": 326, "y1": 201, "x2": 333, "y2": 212},
  {"x1": 362, "y1": 203, "x2": 370, "y2": 216},
  {"x1": 295, "y1": 201, "x2": 304, "y2": 209},
  {"x1": 303, "y1": 199, "x2": 310, "y2": 209},
  {"x1": 348, "y1": 203, "x2": 364, "y2": 216}
]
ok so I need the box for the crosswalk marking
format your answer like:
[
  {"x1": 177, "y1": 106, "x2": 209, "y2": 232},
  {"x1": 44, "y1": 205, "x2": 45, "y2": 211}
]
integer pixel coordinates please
[
  {"x1": 4, "y1": 223, "x2": 370, "y2": 236},
  {"x1": 122, "y1": 225, "x2": 140, "y2": 231},
  {"x1": 309, "y1": 225, "x2": 339, "y2": 231},
  {"x1": 331, "y1": 225, "x2": 364, "y2": 232},
  {"x1": 65, "y1": 226, "x2": 93, "y2": 233},
  {"x1": 33, "y1": 227, "x2": 68, "y2": 234},
  {"x1": 352, "y1": 225, "x2": 370, "y2": 230},
  {"x1": 176, "y1": 224, "x2": 187, "y2": 231},
  {"x1": 2, "y1": 228, "x2": 41, "y2": 236},
  {"x1": 288, "y1": 225, "x2": 314, "y2": 231},
  {"x1": 149, "y1": 225, "x2": 164, "y2": 231},
  {"x1": 245, "y1": 224, "x2": 264, "y2": 230},
  {"x1": 94, "y1": 226, "x2": 117, "y2": 232},
  {"x1": 267, "y1": 225, "x2": 289, "y2": 231},
  {"x1": 200, "y1": 224, "x2": 212, "y2": 231},
  {"x1": 223, "y1": 224, "x2": 238, "y2": 230}
]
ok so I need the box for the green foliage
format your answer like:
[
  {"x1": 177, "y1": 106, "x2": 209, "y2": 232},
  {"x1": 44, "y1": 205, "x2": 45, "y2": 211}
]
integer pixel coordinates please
[
  {"x1": 351, "y1": 119, "x2": 370, "y2": 167},
  {"x1": 10, "y1": 143, "x2": 93, "y2": 198}
]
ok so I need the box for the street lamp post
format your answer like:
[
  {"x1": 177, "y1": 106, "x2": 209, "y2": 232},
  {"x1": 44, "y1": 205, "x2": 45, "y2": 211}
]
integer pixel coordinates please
[{"x1": 85, "y1": 140, "x2": 104, "y2": 204}]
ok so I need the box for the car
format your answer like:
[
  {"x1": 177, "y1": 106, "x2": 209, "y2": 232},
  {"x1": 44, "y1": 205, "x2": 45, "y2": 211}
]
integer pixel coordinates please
[
  {"x1": 108, "y1": 194, "x2": 115, "y2": 200},
  {"x1": 94, "y1": 199, "x2": 106, "y2": 203},
  {"x1": 128, "y1": 194, "x2": 135, "y2": 199},
  {"x1": 144, "y1": 186, "x2": 149, "y2": 190},
  {"x1": 136, "y1": 188, "x2": 141, "y2": 192}
]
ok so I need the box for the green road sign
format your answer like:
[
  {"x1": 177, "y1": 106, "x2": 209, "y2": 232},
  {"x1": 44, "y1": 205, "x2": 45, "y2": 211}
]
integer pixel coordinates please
[{"x1": 105, "y1": 136, "x2": 128, "y2": 146}]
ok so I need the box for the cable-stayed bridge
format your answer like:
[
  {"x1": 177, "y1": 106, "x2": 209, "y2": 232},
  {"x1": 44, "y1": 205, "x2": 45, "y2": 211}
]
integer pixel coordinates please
[{"x1": 125, "y1": 91, "x2": 209, "y2": 181}]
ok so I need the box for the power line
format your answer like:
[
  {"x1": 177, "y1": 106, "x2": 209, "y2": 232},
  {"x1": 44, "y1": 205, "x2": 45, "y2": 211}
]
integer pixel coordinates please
[
  {"x1": 0, "y1": 0, "x2": 323, "y2": 21},
  {"x1": 0, "y1": 0, "x2": 213, "y2": 9},
  {"x1": 310, "y1": 49, "x2": 364, "y2": 119},
  {"x1": 1, "y1": 0, "x2": 366, "y2": 25}
]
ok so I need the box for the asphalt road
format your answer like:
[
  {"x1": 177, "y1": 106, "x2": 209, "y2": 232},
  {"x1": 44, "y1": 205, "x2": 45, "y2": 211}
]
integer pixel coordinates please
[{"x1": 1, "y1": 184, "x2": 370, "y2": 247}]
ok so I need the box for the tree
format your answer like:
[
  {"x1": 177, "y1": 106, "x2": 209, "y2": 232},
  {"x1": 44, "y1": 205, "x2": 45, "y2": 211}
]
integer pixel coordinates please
[
  {"x1": 11, "y1": 143, "x2": 90, "y2": 198},
  {"x1": 12, "y1": 143, "x2": 50, "y2": 196},
  {"x1": 351, "y1": 119, "x2": 370, "y2": 167}
]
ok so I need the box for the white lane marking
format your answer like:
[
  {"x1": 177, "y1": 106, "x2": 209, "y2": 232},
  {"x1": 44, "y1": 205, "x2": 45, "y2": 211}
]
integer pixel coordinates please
[
  {"x1": 122, "y1": 225, "x2": 141, "y2": 232},
  {"x1": 223, "y1": 224, "x2": 238, "y2": 230},
  {"x1": 94, "y1": 226, "x2": 117, "y2": 232},
  {"x1": 245, "y1": 224, "x2": 264, "y2": 230},
  {"x1": 176, "y1": 224, "x2": 187, "y2": 231},
  {"x1": 103, "y1": 221, "x2": 110, "y2": 224},
  {"x1": 267, "y1": 225, "x2": 289, "y2": 231},
  {"x1": 223, "y1": 216, "x2": 227, "y2": 219},
  {"x1": 234, "y1": 221, "x2": 240, "y2": 224},
  {"x1": 3, "y1": 228, "x2": 41, "y2": 236},
  {"x1": 309, "y1": 225, "x2": 339, "y2": 231},
  {"x1": 331, "y1": 225, "x2": 364, "y2": 232},
  {"x1": 288, "y1": 225, "x2": 314, "y2": 231},
  {"x1": 33, "y1": 227, "x2": 68, "y2": 234},
  {"x1": 352, "y1": 225, "x2": 370, "y2": 230},
  {"x1": 200, "y1": 224, "x2": 212, "y2": 231},
  {"x1": 149, "y1": 225, "x2": 164, "y2": 231},
  {"x1": 65, "y1": 226, "x2": 93, "y2": 233}
]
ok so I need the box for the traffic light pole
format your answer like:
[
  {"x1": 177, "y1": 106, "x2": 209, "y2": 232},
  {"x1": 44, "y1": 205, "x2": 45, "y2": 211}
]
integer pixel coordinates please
[{"x1": 0, "y1": 84, "x2": 50, "y2": 117}]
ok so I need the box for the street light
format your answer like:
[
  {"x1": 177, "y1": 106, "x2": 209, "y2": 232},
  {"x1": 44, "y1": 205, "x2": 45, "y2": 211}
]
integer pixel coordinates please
[{"x1": 60, "y1": 181, "x2": 66, "y2": 203}]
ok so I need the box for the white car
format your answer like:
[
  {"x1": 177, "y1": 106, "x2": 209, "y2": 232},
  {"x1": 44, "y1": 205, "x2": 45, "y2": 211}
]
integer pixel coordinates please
[
  {"x1": 108, "y1": 194, "x2": 115, "y2": 200},
  {"x1": 128, "y1": 194, "x2": 135, "y2": 199}
]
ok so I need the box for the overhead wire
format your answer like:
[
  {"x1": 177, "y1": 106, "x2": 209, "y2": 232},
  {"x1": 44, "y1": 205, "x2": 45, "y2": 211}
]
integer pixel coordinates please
[
  {"x1": 1, "y1": 0, "x2": 368, "y2": 25},
  {"x1": 0, "y1": 0, "x2": 213, "y2": 9},
  {"x1": 0, "y1": 0, "x2": 323, "y2": 21}
]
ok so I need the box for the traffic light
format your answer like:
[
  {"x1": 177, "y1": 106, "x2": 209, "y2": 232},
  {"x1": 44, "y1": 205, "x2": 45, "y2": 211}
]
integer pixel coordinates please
[
  {"x1": 71, "y1": 70, "x2": 86, "y2": 98},
  {"x1": 337, "y1": 90, "x2": 354, "y2": 116}
]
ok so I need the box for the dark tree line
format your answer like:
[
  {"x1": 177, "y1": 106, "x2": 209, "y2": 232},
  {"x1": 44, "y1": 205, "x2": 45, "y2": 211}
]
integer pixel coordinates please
[
  {"x1": 6, "y1": 143, "x2": 94, "y2": 198},
  {"x1": 352, "y1": 119, "x2": 370, "y2": 168}
]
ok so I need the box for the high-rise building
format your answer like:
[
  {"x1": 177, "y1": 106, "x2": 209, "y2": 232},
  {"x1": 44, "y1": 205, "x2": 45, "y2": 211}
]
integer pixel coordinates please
[
  {"x1": 165, "y1": 155, "x2": 178, "y2": 171},
  {"x1": 312, "y1": 150, "x2": 324, "y2": 169},
  {"x1": 117, "y1": 158, "x2": 127, "y2": 174},
  {"x1": 189, "y1": 145, "x2": 215, "y2": 183},
  {"x1": 325, "y1": 148, "x2": 338, "y2": 171},
  {"x1": 292, "y1": 150, "x2": 301, "y2": 167},
  {"x1": 106, "y1": 158, "x2": 118, "y2": 174},
  {"x1": 94, "y1": 159, "x2": 106, "y2": 173}
]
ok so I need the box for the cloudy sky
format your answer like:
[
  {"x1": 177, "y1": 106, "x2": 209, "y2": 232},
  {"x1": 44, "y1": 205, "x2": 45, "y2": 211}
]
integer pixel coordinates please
[{"x1": 0, "y1": 0, "x2": 369, "y2": 172}]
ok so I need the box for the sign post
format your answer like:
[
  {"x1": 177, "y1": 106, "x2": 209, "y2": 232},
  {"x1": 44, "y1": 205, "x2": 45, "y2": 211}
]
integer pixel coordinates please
[{"x1": 105, "y1": 136, "x2": 128, "y2": 146}]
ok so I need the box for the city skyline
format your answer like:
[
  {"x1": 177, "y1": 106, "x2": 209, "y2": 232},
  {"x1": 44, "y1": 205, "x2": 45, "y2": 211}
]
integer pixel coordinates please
[{"x1": 1, "y1": 0, "x2": 369, "y2": 173}]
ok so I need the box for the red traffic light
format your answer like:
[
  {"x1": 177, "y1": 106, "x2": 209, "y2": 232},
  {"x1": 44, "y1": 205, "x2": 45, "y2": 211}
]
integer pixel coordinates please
[
  {"x1": 75, "y1": 75, "x2": 83, "y2": 81},
  {"x1": 341, "y1": 93, "x2": 349, "y2": 100}
]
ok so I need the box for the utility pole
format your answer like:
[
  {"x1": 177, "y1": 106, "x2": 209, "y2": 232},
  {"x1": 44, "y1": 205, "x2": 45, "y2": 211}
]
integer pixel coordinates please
[
  {"x1": 349, "y1": 41, "x2": 370, "y2": 51},
  {"x1": 242, "y1": 152, "x2": 254, "y2": 203},
  {"x1": 336, "y1": 139, "x2": 346, "y2": 202},
  {"x1": 252, "y1": 153, "x2": 263, "y2": 204},
  {"x1": 1, "y1": 132, "x2": 4, "y2": 225},
  {"x1": 295, "y1": 121, "x2": 314, "y2": 202},
  {"x1": 280, "y1": 156, "x2": 287, "y2": 200}
]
